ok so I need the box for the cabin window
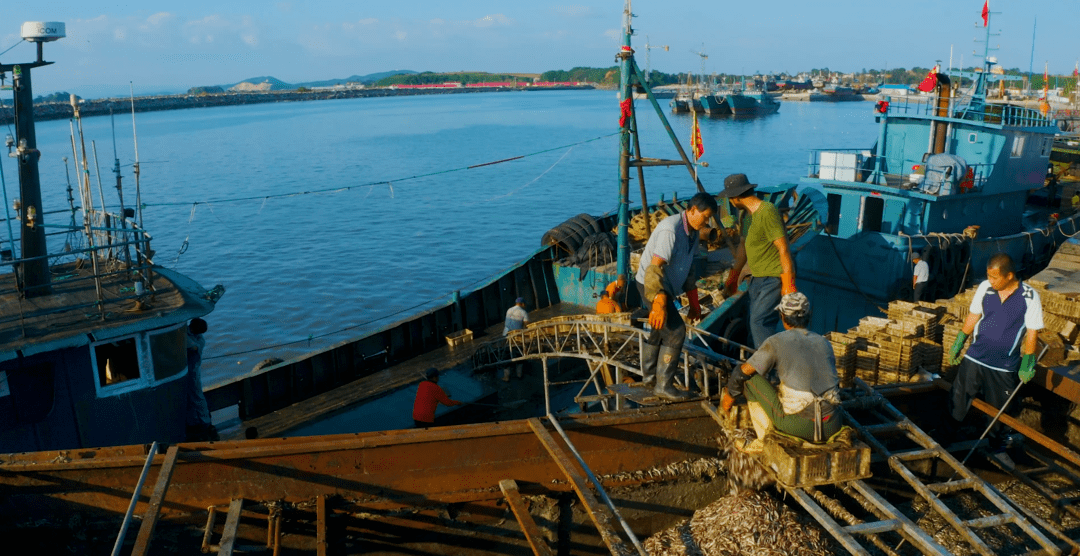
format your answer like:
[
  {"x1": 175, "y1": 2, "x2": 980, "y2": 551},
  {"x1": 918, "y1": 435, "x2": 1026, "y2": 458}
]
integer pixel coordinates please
[
  {"x1": 1010, "y1": 136, "x2": 1025, "y2": 158},
  {"x1": 1040, "y1": 137, "x2": 1053, "y2": 157},
  {"x1": 826, "y1": 193, "x2": 842, "y2": 235},
  {"x1": 95, "y1": 338, "x2": 141, "y2": 389},
  {"x1": 0, "y1": 371, "x2": 8, "y2": 397},
  {"x1": 968, "y1": 133, "x2": 978, "y2": 144},
  {"x1": 92, "y1": 325, "x2": 190, "y2": 398},
  {"x1": 150, "y1": 326, "x2": 188, "y2": 381},
  {"x1": 861, "y1": 196, "x2": 884, "y2": 232}
]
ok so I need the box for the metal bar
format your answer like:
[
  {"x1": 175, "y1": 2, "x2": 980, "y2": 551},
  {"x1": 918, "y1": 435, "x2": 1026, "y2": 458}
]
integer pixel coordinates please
[
  {"x1": 628, "y1": 159, "x2": 688, "y2": 167},
  {"x1": 843, "y1": 519, "x2": 902, "y2": 535},
  {"x1": 962, "y1": 514, "x2": 1014, "y2": 529},
  {"x1": 219, "y1": 498, "x2": 244, "y2": 556},
  {"x1": 201, "y1": 505, "x2": 217, "y2": 553},
  {"x1": 316, "y1": 494, "x2": 328, "y2": 556},
  {"x1": 526, "y1": 418, "x2": 636, "y2": 556},
  {"x1": 110, "y1": 441, "x2": 159, "y2": 556},
  {"x1": 499, "y1": 479, "x2": 555, "y2": 556},
  {"x1": 129, "y1": 444, "x2": 180, "y2": 556},
  {"x1": 785, "y1": 487, "x2": 871, "y2": 556},
  {"x1": 849, "y1": 480, "x2": 952, "y2": 555},
  {"x1": 969, "y1": 396, "x2": 1080, "y2": 469}
]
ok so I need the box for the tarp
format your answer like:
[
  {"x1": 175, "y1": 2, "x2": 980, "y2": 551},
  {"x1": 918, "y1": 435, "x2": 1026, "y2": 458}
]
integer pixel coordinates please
[{"x1": 921, "y1": 153, "x2": 968, "y2": 195}]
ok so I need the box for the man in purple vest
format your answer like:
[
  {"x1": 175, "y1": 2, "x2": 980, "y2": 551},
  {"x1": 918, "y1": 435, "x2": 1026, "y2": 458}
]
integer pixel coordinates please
[{"x1": 948, "y1": 253, "x2": 1043, "y2": 467}]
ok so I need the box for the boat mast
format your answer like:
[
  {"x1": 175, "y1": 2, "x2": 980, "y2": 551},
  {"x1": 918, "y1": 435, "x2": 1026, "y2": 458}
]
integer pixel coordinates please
[
  {"x1": 616, "y1": 0, "x2": 634, "y2": 281},
  {"x1": 0, "y1": 23, "x2": 66, "y2": 297}
]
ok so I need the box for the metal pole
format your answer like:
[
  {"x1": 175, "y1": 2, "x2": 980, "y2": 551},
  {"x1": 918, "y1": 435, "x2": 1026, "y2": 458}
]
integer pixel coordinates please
[
  {"x1": 615, "y1": 0, "x2": 634, "y2": 284},
  {"x1": 546, "y1": 415, "x2": 648, "y2": 556},
  {"x1": 9, "y1": 64, "x2": 50, "y2": 296},
  {"x1": 111, "y1": 441, "x2": 160, "y2": 556}
]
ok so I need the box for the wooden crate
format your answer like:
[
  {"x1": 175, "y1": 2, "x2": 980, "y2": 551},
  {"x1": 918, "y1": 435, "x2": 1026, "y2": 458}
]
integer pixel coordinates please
[{"x1": 763, "y1": 437, "x2": 873, "y2": 488}]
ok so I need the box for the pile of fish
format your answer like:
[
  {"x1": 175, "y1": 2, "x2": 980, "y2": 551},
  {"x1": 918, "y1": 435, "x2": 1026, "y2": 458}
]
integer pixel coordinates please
[{"x1": 642, "y1": 490, "x2": 836, "y2": 555}]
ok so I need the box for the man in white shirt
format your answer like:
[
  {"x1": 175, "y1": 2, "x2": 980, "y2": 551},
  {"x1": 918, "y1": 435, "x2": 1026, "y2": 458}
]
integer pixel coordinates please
[
  {"x1": 502, "y1": 297, "x2": 529, "y2": 381},
  {"x1": 912, "y1": 248, "x2": 930, "y2": 302}
]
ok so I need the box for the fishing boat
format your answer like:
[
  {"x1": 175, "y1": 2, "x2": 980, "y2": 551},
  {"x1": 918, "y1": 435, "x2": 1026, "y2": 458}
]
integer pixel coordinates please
[
  {"x1": 727, "y1": 89, "x2": 780, "y2": 116},
  {"x1": 790, "y1": 22, "x2": 1080, "y2": 333},
  {"x1": 0, "y1": 23, "x2": 222, "y2": 454}
]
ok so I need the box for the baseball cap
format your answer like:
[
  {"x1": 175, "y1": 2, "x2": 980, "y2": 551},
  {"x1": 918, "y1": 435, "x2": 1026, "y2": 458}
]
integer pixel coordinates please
[{"x1": 515, "y1": 297, "x2": 525, "y2": 304}]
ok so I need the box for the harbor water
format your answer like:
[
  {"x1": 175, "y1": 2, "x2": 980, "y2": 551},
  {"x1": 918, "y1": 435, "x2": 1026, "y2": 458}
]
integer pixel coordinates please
[{"x1": 17, "y1": 90, "x2": 880, "y2": 386}]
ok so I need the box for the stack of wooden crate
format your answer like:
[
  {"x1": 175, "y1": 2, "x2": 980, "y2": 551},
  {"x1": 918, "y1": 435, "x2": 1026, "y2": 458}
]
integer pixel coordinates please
[
  {"x1": 1027, "y1": 280, "x2": 1080, "y2": 366},
  {"x1": 825, "y1": 331, "x2": 864, "y2": 388}
]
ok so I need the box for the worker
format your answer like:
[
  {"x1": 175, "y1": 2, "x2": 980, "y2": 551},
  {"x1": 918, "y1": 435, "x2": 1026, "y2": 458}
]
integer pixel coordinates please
[
  {"x1": 947, "y1": 253, "x2": 1043, "y2": 468},
  {"x1": 721, "y1": 292, "x2": 841, "y2": 453},
  {"x1": 413, "y1": 368, "x2": 463, "y2": 428},
  {"x1": 635, "y1": 191, "x2": 717, "y2": 400},
  {"x1": 912, "y1": 248, "x2": 930, "y2": 302},
  {"x1": 185, "y1": 318, "x2": 218, "y2": 441},
  {"x1": 502, "y1": 297, "x2": 529, "y2": 381},
  {"x1": 605, "y1": 274, "x2": 628, "y2": 309},
  {"x1": 596, "y1": 289, "x2": 621, "y2": 314},
  {"x1": 720, "y1": 173, "x2": 796, "y2": 348}
]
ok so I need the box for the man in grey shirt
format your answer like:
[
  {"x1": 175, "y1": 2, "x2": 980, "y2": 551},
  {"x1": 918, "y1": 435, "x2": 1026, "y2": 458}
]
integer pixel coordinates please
[{"x1": 722, "y1": 292, "x2": 841, "y2": 451}]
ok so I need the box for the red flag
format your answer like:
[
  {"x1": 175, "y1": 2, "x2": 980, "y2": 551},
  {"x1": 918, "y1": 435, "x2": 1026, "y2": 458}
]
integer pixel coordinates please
[
  {"x1": 981, "y1": 0, "x2": 989, "y2": 26},
  {"x1": 1074, "y1": 62, "x2": 1078, "y2": 77},
  {"x1": 691, "y1": 110, "x2": 703, "y2": 160},
  {"x1": 619, "y1": 97, "x2": 632, "y2": 128},
  {"x1": 917, "y1": 65, "x2": 940, "y2": 92}
]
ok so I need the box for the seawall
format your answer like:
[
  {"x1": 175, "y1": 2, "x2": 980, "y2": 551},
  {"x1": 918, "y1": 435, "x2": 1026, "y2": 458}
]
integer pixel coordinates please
[{"x1": 0, "y1": 85, "x2": 595, "y2": 125}]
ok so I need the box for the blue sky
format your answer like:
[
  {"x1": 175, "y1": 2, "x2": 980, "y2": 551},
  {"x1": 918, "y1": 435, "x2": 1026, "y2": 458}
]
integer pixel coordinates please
[{"x1": 2, "y1": 0, "x2": 1077, "y2": 98}]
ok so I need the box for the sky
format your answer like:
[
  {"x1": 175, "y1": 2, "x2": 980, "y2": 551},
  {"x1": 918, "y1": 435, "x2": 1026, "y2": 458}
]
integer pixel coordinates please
[{"x1": 2, "y1": 0, "x2": 1077, "y2": 98}]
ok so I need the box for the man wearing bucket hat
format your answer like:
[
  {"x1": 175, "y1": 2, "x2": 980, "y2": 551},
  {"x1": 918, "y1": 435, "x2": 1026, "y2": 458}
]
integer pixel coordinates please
[
  {"x1": 719, "y1": 173, "x2": 796, "y2": 348},
  {"x1": 635, "y1": 191, "x2": 718, "y2": 401},
  {"x1": 722, "y1": 292, "x2": 841, "y2": 452}
]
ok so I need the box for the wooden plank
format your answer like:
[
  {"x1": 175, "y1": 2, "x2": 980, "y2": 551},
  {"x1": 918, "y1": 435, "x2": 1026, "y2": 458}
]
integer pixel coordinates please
[
  {"x1": 499, "y1": 479, "x2": 555, "y2": 556},
  {"x1": 526, "y1": 418, "x2": 630, "y2": 555},
  {"x1": 130, "y1": 445, "x2": 180, "y2": 556},
  {"x1": 219, "y1": 498, "x2": 244, "y2": 556},
  {"x1": 317, "y1": 494, "x2": 328, "y2": 556}
]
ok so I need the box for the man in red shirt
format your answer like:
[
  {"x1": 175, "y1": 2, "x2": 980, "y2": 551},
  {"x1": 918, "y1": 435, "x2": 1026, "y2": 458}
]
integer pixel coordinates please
[{"x1": 413, "y1": 368, "x2": 463, "y2": 428}]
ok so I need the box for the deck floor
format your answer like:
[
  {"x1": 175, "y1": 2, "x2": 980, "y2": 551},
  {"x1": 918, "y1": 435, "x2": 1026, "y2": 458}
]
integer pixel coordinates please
[{"x1": 221, "y1": 303, "x2": 594, "y2": 439}]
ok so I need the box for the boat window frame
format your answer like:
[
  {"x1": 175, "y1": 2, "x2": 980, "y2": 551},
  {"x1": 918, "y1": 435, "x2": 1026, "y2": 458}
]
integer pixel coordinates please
[
  {"x1": 1040, "y1": 137, "x2": 1053, "y2": 157},
  {"x1": 1010, "y1": 135, "x2": 1025, "y2": 158},
  {"x1": 91, "y1": 323, "x2": 190, "y2": 398}
]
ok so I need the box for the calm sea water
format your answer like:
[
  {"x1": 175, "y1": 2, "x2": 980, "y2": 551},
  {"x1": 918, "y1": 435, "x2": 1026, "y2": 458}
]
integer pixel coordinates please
[{"x1": 20, "y1": 91, "x2": 879, "y2": 385}]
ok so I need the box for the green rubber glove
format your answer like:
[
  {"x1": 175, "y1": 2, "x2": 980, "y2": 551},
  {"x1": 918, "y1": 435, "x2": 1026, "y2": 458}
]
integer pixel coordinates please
[
  {"x1": 1018, "y1": 353, "x2": 1036, "y2": 384},
  {"x1": 949, "y1": 332, "x2": 969, "y2": 365}
]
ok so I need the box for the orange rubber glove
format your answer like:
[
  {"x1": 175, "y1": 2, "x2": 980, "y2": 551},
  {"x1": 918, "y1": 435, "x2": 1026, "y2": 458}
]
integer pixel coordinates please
[
  {"x1": 781, "y1": 272, "x2": 796, "y2": 296},
  {"x1": 687, "y1": 288, "x2": 701, "y2": 322},
  {"x1": 649, "y1": 293, "x2": 667, "y2": 330},
  {"x1": 721, "y1": 389, "x2": 736, "y2": 413},
  {"x1": 724, "y1": 271, "x2": 740, "y2": 296}
]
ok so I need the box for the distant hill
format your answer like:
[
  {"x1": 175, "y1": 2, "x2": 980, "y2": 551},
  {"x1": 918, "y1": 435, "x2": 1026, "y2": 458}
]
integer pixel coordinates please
[{"x1": 218, "y1": 70, "x2": 419, "y2": 92}]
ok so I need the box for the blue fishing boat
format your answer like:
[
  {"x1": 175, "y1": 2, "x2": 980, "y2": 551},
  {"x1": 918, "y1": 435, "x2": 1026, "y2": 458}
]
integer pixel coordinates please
[
  {"x1": 727, "y1": 89, "x2": 780, "y2": 116},
  {"x1": 700, "y1": 92, "x2": 732, "y2": 115},
  {"x1": 790, "y1": 26, "x2": 1079, "y2": 332}
]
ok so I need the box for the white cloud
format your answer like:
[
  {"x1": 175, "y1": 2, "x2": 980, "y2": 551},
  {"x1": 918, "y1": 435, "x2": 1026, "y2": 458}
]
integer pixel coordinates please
[
  {"x1": 145, "y1": 12, "x2": 175, "y2": 27},
  {"x1": 603, "y1": 29, "x2": 619, "y2": 41},
  {"x1": 394, "y1": 30, "x2": 407, "y2": 41},
  {"x1": 555, "y1": 6, "x2": 591, "y2": 18}
]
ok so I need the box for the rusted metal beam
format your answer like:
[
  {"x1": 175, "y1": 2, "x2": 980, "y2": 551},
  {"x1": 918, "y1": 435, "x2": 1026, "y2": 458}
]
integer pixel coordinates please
[
  {"x1": 527, "y1": 418, "x2": 631, "y2": 556},
  {"x1": 130, "y1": 445, "x2": 179, "y2": 556},
  {"x1": 499, "y1": 479, "x2": 554, "y2": 556},
  {"x1": 317, "y1": 495, "x2": 328, "y2": 556}
]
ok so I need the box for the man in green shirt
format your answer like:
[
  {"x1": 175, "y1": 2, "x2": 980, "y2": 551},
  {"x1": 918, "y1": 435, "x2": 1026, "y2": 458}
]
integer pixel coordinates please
[{"x1": 720, "y1": 174, "x2": 796, "y2": 348}]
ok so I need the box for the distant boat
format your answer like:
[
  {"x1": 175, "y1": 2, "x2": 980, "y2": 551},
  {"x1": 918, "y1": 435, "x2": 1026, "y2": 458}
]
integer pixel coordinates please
[
  {"x1": 699, "y1": 92, "x2": 732, "y2": 115},
  {"x1": 727, "y1": 90, "x2": 780, "y2": 116}
]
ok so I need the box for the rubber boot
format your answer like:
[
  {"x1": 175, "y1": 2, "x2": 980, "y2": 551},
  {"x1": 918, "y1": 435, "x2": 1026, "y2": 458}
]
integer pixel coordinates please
[
  {"x1": 654, "y1": 346, "x2": 692, "y2": 401},
  {"x1": 745, "y1": 401, "x2": 770, "y2": 453},
  {"x1": 640, "y1": 342, "x2": 660, "y2": 387}
]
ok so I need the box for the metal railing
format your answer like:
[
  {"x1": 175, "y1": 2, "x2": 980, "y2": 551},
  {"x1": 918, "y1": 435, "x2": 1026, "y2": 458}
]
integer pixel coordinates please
[
  {"x1": 0, "y1": 207, "x2": 154, "y2": 321},
  {"x1": 806, "y1": 148, "x2": 993, "y2": 194},
  {"x1": 884, "y1": 94, "x2": 1057, "y2": 128}
]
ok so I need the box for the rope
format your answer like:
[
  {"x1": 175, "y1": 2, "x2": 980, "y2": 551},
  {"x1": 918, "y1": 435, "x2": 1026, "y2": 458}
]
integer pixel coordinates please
[{"x1": 144, "y1": 132, "x2": 619, "y2": 209}]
